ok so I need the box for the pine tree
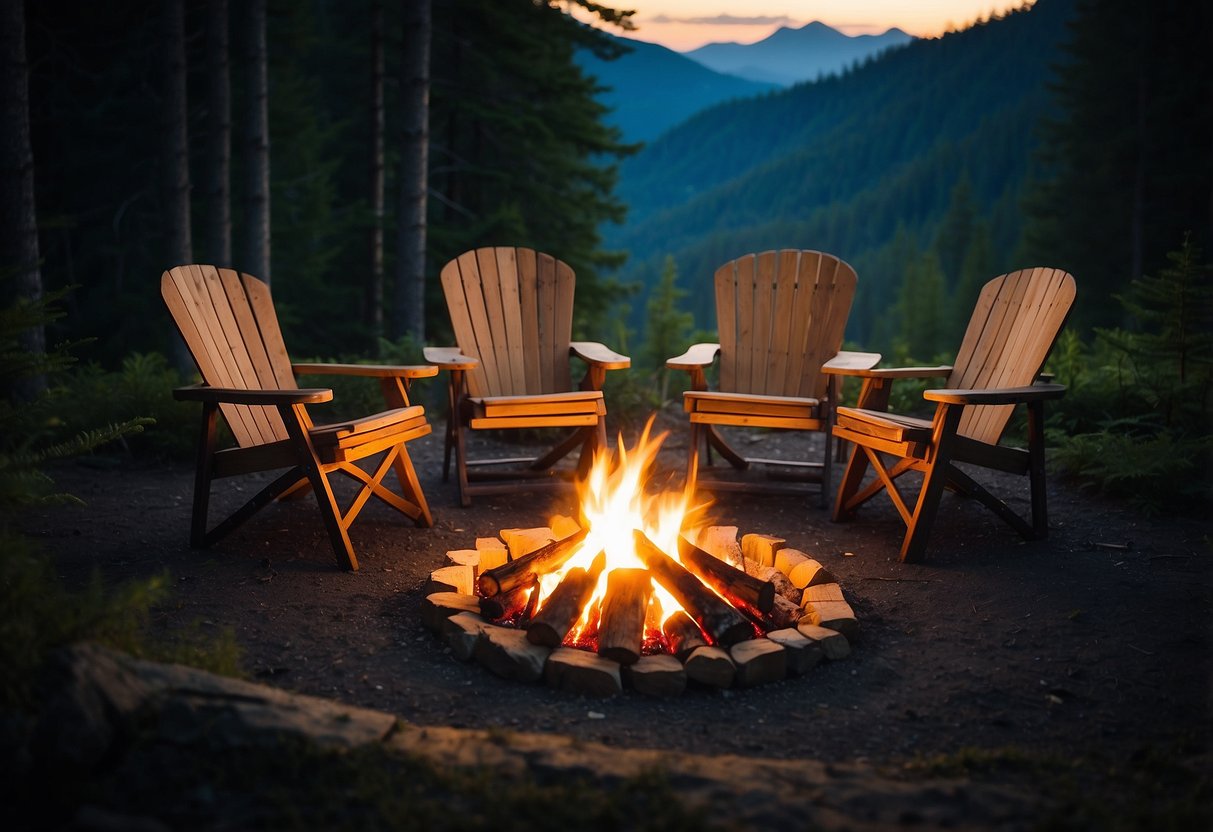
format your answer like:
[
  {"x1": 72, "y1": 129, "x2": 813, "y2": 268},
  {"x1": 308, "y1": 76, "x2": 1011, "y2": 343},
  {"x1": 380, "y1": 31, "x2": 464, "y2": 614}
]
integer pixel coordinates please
[{"x1": 642, "y1": 256, "x2": 694, "y2": 401}]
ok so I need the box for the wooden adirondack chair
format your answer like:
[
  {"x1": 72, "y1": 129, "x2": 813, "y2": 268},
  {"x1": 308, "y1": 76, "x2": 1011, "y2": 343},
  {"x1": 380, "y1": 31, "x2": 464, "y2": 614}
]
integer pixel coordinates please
[
  {"x1": 424, "y1": 247, "x2": 630, "y2": 506},
  {"x1": 162, "y1": 264, "x2": 436, "y2": 571},
  {"x1": 828, "y1": 267, "x2": 1076, "y2": 562},
  {"x1": 667, "y1": 250, "x2": 879, "y2": 506}
]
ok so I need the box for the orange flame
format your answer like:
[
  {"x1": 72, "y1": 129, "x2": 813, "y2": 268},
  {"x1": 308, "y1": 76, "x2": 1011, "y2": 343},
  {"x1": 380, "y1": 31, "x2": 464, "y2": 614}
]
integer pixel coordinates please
[{"x1": 534, "y1": 418, "x2": 707, "y2": 644}]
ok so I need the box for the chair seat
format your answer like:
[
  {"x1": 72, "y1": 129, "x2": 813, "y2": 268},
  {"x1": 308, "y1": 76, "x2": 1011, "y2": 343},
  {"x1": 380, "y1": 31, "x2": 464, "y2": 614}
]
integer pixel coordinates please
[
  {"x1": 469, "y1": 390, "x2": 605, "y2": 429},
  {"x1": 310, "y1": 405, "x2": 431, "y2": 462},
  {"x1": 685, "y1": 390, "x2": 822, "y2": 429},
  {"x1": 835, "y1": 407, "x2": 934, "y2": 444}
]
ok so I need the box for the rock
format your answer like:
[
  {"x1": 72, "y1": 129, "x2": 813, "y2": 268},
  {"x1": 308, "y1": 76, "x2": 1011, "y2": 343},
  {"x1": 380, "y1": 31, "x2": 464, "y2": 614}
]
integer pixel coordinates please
[
  {"x1": 474, "y1": 625, "x2": 550, "y2": 682},
  {"x1": 684, "y1": 645, "x2": 736, "y2": 688},
  {"x1": 544, "y1": 648, "x2": 622, "y2": 697},
  {"x1": 624, "y1": 654, "x2": 686, "y2": 697},
  {"x1": 765, "y1": 628, "x2": 824, "y2": 676},
  {"x1": 730, "y1": 639, "x2": 786, "y2": 687},
  {"x1": 441, "y1": 611, "x2": 487, "y2": 661},
  {"x1": 420, "y1": 592, "x2": 481, "y2": 632}
]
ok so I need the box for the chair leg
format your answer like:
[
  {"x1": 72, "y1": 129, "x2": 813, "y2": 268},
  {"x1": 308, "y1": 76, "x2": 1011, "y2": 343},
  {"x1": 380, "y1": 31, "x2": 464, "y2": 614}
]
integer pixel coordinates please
[
  {"x1": 1027, "y1": 399, "x2": 1049, "y2": 539},
  {"x1": 832, "y1": 441, "x2": 870, "y2": 522},
  {"x1": 899, "y1": 406, "x2": 962, "y2": 563},
  {"x1": 452, "y1": 410, "x2": 472, "y2": 508},
  {"x1": 189, "y1": 402, "x2": 220, "y2": 548},
  {"x1": 389, "y1": 445, "x2": 433, "y2": 527},
  {"x1": 686, "y1": 422, "x2": 702, "y2": 495},
  {"x1": 282, "y1": 403, "x2": 359, "y2": 571}
]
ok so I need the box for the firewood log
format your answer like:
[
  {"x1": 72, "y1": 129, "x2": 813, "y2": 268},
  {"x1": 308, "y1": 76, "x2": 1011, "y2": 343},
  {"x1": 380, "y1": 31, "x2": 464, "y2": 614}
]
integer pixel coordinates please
[
  {"x1": 634, "y1": 530, "x2": 754, "y2": 647},
  {"x1": 597, "y1": 568, "x2": 652, "y2": 665},
  {"x1": 479, "y1": 581, "x2": 534, "y2": 622},
  {"x1": 478, "y1": 527, "x2": 590, "y2": 597},
  {"x1": 527, "y1": 551, "x2": 606, "y2": 647},
  {"x1": 677, "y1": 535, "x2": 775, "y2": 613},
  {"x1": 662, "y1": 610, "x2": 707, "y2": 660}
]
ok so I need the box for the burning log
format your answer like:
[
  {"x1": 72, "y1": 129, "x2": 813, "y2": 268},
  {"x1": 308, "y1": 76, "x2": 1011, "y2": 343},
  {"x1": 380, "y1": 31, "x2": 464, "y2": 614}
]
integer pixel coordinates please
[
  {"x1": 597, "y1": 568, "x2": 653, "y2": 665},
  {"x1": 479, "y1": 581, "x2": 535, "y2": 622},
  {"x1": 478, "y1": 527, "x2": 591, "y2": 598},
  {"x1": 677, "y1": 535, "x2": 775, "y2": 613},
  {"x1": 661, "y1": 610, "x2": 706, "y2": 660},
  {"x1": 634, "y1": 530, "x2": 754, "y2": 647},
  {"x1": 527, "y1": 551, "x2": 607, "y2": 647}
]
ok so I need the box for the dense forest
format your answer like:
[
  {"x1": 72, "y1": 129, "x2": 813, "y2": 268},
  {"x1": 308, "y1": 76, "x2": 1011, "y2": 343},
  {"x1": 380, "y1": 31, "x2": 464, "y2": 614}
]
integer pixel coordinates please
[{"x1": 609, "y1": 0, "x2": 1211, "y2": 357}]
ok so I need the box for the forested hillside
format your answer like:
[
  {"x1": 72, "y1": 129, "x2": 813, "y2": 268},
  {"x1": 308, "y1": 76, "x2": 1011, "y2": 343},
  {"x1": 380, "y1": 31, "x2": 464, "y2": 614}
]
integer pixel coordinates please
[{"x1": 607, "y1": 0, "x2": 1073, "y2": 352}]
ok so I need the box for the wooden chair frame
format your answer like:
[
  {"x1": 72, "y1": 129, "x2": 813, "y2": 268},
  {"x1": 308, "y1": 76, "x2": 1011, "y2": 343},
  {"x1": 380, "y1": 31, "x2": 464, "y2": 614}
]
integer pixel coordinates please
[
  {"x1": 424, "y1": 247, "x2": 630, "y2": 506},
  {"x1": 827, "y1": 267, "x2": 1076, "y2": 562},
  {"x1": 163, "y1": 265, "x2": 436, "y2": 571},
  {"x1": 667, "y1": 250, "x2": 878, "y2": 506}
]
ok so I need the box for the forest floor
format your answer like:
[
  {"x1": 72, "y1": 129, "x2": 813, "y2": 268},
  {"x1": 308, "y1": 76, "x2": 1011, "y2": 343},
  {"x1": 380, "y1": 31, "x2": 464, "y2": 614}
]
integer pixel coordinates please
[{"x1": 21, "y1": 405, "x2": 1213, "y2": 828}]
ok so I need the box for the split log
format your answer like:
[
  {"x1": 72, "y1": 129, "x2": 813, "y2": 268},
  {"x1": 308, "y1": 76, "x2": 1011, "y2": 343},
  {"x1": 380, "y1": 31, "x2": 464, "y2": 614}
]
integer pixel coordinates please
[
  {"x1": 527, "y1": 551, "x2": 606, "y2": 647},
  {"x1": 729, "y1": 638, "x2": 786, "y2": 687},
  {"x1": 799, "y1": 582, "x2": 858, "y2": 640},
  {"x1": 425, "y1": 564, "x2": 474, "y2": 596},
  {"x1": 445, "y1": 549, "x2": 481, "y2": 570},
  {"x1": 661, "y1": 610, "x2": 707, "y2": 660},
  {"x1": 500, "y1": 527, "x2": 556, "y2": 560},
  {"x1": 547, "y1": 514, "x2": 581, "y2": 540},
  {"x1": 478, "y1": 527, "x2": 590, "y2": 597},
  {"x1": 597, "y1": 568, "x2": 652, "y2": 665},
  {"x1": 479, "y1": 582, "x2": 535, "y2": 622},
  {"x1": 634, "y1": 530, "x2": 754, "y2": 647},
  {"x1": 797, "y1": 622, "x2": 851, "y2": 660},
  {"x1": 677, "y1": 536, "x2": 775, "y2": 613},
  {"x1": 694, "y1": 525, "x2": 744, "y2": 568},
  {"x1": 776, "y1": 548, "x2": 836, "y2": 589},
  {"x1": 441, "y1": 611, "x2": 486, "y2": 661},
  {"x1": 476, "y1": 537, "x2": 509, "y2": 572},
  {"x1": 741, "y1": 533, "x2": 785, "y2": 569}
]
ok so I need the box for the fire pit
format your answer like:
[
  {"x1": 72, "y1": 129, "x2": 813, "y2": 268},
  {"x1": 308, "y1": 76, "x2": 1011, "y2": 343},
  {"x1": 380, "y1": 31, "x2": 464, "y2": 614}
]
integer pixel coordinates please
[{"x1": 422, "y1": 424, "x2": 859, "y2": 696}]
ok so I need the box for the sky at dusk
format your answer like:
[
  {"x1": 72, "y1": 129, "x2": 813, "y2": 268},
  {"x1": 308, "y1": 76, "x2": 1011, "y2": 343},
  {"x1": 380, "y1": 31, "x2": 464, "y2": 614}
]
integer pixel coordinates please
[{"x1": 595, "y1": 1, "x2": 1035, "y2": 51}]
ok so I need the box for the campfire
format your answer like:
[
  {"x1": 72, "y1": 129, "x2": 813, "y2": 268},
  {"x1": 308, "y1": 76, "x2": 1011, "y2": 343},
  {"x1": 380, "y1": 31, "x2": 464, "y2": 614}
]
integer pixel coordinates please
[{"x1": 423, "y1": 423, "x2": 859, "y2": 695}]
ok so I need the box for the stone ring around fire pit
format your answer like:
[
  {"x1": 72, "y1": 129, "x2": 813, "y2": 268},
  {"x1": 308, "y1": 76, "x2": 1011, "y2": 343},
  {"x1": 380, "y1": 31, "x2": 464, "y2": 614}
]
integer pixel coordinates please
[{"x1": 422, "y1": 520, "x2": 858, "y2": 698}]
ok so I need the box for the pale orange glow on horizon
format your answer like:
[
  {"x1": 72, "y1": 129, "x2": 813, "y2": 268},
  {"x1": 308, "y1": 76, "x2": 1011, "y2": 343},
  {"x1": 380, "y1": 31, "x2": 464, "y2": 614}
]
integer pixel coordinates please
[{"x1": 577, "y1": 1, "x2": 1035, "y2": 52}]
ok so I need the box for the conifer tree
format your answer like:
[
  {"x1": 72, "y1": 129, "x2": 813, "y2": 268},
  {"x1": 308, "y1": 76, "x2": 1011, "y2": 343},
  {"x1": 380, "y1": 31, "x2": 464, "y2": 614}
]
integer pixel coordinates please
[{"x1": 643, "y1": 256, "x2": 694, "y2": 401}]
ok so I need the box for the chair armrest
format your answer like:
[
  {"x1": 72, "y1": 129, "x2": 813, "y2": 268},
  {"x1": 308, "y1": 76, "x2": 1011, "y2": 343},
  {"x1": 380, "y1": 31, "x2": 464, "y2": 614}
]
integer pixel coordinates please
[
  {"x1": 570, "y1": 341, "x2": 631, "y2": 370},
  {"x1": 173, "y1": 383, "x2": 333, "y2": 405},
  {"x1": 292, "y1": 362, "x2": 438, "y2": 380},
  {"x1": 666, "y1": 343, "x2": 720, "y2": 370},
  {"x1": 923, "y1": 383, "x2": 1067, "y2": 406},
  {"x1": 821, "y1": 351, "x2": 882, "y2": 374},
  {"x1": 824, "y1": 364, "x2": 953, "y2": 379},
  {"x1": 422, "y1": 346, "x2": 479, "y2": 370}
]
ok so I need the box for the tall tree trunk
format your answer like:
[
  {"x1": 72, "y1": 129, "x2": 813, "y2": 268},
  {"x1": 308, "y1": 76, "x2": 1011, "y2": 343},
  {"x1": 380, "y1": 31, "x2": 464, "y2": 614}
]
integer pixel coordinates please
[
  {"x1": 162, "y1": 0, "x2": 193, "y2": 373},
  {"x1": 205, "y1": 0, "x2": 232, "y2": 266},
  {"x1": 394, "y1": 0, "x2": 430, "y2": 341},
  {"x1": 243, "y1": 0, "x2": 271, "y2": 283},
  {"x1": 1, "y1": 0, "x2": 45, "y2": 398},
  {"x1": 367, "y1": 0, "x2": 385, "y2": 337}
]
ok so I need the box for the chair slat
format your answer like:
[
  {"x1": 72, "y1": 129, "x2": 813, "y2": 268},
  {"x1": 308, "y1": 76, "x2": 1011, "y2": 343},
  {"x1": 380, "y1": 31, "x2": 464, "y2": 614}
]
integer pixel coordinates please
[
  {"x1": 781, "y1": 251, "x2": 820, "y2": 397},
  {"x1": 716, "y1": 259, "x2": 738, "y2": 392},
  {"x1": 536, "y1": 252, "x2": 558, "y2": 394},
  {"x1": 766, "y1": 249, "x2": 799, "y2": 395},
  {"x1": 457, "y1": 249, "x2": 501, "y2": 397},
  {"x1": 733, "y1": 255, "x2": 755, "y2": 393},
  {"x1": 440, "y1": 257, "x2": 483, "y2": 398},
  {"x1": 495, "y1": 248, "x2": 528, "y2": 396},
  {"x1": 553, "y1": 259, "x2": 575, "y2": 392},
  {"x1": 477, "y1": 247, "x2": 512, "y2": 397},
  {"x1": 517, "y1": 248, "x2": 542, "y2": 394},
  {"x1": 749, "y1": 251, "x2": 777, "y2": 395}
]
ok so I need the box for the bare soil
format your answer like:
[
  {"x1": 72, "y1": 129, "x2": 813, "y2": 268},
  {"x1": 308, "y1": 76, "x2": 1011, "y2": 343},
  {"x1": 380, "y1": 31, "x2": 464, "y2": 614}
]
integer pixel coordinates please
[{"x1": 22, "y1": 407, "x2": 1212, "y2": 792}]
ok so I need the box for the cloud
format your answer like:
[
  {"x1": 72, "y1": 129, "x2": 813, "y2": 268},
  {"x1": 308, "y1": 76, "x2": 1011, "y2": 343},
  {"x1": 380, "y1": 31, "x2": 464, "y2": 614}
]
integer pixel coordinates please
[{"x1": 648, "y1": 14, "x2": 798, "y2": 26}]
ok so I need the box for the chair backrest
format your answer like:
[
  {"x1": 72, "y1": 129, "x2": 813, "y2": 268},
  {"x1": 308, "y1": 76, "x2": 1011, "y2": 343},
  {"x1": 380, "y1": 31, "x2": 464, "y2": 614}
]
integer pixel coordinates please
[
  {"x1": 161, "y1": 264, "x2": 297, "y2": 448},
  {"x1": 438, "y1": 247, "x2": 575, "y2": 398},
  {"x1": 948, "y1": 267, "x2": 1076, "y2": 445},
  {"x1": 714, "y1": 250, "x2": 858, "y2": 399}
]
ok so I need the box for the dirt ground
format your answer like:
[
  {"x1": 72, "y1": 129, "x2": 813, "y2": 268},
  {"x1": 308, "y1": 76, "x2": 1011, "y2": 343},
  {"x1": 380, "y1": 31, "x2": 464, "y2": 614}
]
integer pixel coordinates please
[{"x1": 22, "y1": 407, "x2": 1212, "y2": 790}]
